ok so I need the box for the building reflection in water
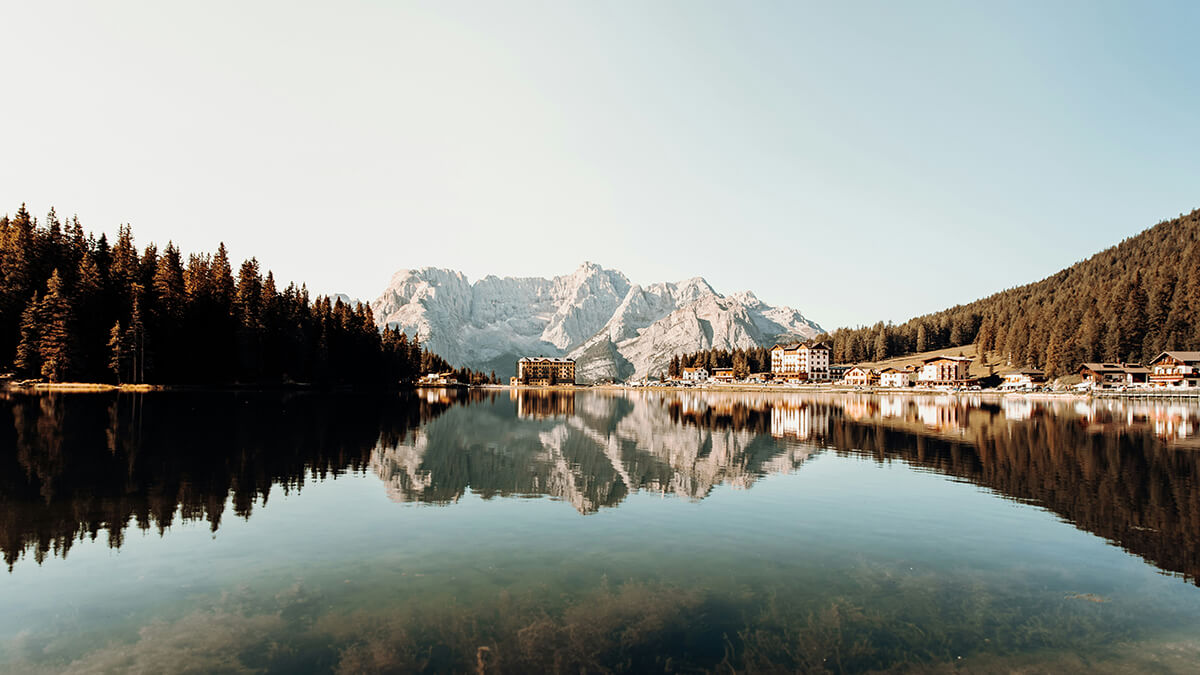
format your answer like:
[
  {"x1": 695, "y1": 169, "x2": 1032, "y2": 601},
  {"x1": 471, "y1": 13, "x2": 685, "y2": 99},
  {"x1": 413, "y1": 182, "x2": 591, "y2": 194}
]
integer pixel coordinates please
[
  {"x1": 512, "y1": 389, "x2": 575, "y2": 418},
  {"x1": 2, "y1": 389, "x2": 1200, "y2": 585}
]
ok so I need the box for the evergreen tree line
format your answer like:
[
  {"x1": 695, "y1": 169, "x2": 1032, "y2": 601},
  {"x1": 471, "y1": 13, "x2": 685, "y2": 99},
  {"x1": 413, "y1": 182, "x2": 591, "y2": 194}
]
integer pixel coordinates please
[
  {"x1": 0, "y1": 204, "x2": 495, "y2": 386},
  {"x1": 825, "y1": 315, "x2": 980, "y2": 366},
  {"x1": 825, "y1": 209, "x2": 1200, "y2": 377},
  {"x1": 667, "y1": 346, "x2": 773, "y2": 380}
]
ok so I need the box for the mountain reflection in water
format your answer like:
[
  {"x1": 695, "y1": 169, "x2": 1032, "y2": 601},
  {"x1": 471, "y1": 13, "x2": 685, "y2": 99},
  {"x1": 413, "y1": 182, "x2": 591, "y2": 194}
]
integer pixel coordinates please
[{"x1": 2, "y1": 388, "x2": 1200, "y2": 586}]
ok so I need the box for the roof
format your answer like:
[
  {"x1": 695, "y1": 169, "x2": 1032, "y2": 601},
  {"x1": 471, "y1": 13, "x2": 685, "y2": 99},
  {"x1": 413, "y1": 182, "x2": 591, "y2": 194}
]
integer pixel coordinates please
[
  {"x1": 682, "y1": 366, "x2": 706, "y2": 372},
  {"x1": 922, "y1": 355, "x2": 973, "y2": 364},
  {"x1": 1150, "y1": 351, "x2": 1200, "y2": 365},
  {"x1": 1008, "y1": 367, "x2": 1045, "y2": 377},
  {"x1": 1080, "y1": 362, "x2": 1121, "y2": 371},
  {"x1": 519, "y1": 357, "x2": 575, "y2": 363},
  {"x1": 800, "y1": 341, "x2": 830, "y2": 351},
  {"x1": 1080, "y1": 362, "x2": 1148, "y2": 374}
]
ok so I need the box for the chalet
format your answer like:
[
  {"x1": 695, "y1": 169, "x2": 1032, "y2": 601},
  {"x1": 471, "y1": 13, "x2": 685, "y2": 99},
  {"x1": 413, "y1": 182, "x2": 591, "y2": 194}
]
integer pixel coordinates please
[
  {"x1": 712, "y1": 367, "x2": 735, "y2": 383},
  {"x1": 1078, "y1": 362, "x2": 1149, "y2": 389},
  {"x1": 1078, "y1": 363, "x2": 1121, "y2": 388},
  {"x1": 1124, "y1": 365, "x2": 1151, "y2": 386},
  {"x1": 681, "y1": 366, "x2": 709, "y2": 382},
  {"x1": 879, "y1": 367, "x2": 913, "y2": 388},
  {"x1": 843, "y1": 366, "x2": 879, "y2": 387},
  {"x1": 1001, "y1": 367, "x2": 1047, "y2": 390},
  {"x1": 1148, "y1": 351, "x2": 1200, "y2": 389},
  {"x1": 918, "y1": 356, "x2": 973, "y2": 386},
  {"x1": 829, "y1": 364, "x2": 851, "y2": 381}
]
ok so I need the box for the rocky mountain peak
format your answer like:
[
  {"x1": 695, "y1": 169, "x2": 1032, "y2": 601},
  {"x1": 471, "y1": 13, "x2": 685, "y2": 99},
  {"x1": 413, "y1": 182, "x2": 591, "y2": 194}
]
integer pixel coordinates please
[{"x1": 372, "y1": 263, "x2": 823, "y2": 381}]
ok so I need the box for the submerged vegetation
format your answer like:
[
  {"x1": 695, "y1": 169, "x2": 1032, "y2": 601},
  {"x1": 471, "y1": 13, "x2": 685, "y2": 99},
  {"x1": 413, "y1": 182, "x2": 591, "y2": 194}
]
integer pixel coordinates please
[{"x1": 9, "y1": 562, "x2": 1196, "y2": 674}]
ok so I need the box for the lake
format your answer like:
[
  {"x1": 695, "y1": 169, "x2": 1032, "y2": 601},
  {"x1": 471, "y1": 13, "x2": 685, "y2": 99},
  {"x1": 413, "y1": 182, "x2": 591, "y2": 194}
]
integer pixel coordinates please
[{"x1": 2, "y1": 388, "x2": 1200, "y2": 673}]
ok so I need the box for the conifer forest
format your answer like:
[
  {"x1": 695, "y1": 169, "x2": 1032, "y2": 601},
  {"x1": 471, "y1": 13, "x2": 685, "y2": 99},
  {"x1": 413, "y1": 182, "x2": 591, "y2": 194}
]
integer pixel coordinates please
[{"x1": 0, "y1": 204, "x2": 493, "y2": 386}]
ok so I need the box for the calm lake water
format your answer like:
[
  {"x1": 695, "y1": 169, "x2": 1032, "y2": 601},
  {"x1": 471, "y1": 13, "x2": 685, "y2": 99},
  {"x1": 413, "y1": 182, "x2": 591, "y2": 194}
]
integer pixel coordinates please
[{"x1": 3, "y1": 388, "x2": 1200, "y2": 673}]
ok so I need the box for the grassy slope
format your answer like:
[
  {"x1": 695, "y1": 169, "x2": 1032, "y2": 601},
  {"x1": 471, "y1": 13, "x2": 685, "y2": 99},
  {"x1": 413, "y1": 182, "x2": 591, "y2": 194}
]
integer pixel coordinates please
[{"x1": 851, "y1": 344, "x2": 1003, "y2": 379}]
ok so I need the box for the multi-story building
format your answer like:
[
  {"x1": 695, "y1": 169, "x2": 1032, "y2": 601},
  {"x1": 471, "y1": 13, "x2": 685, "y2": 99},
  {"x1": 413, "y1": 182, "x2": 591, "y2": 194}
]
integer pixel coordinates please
[
  {"x1": 918, "y1": 356, "x2": 973, "y2": 386},
  {"x1": 799, "y1": 342, "x2": 831, "y2": 380},
  {"x1": 681, "y1": 366, "x2": 709, "y2": 382},
  {"x1": 770, "y1": 344, "x2": 799, "y2": 373},
  {"x1": 516, "y1": 357, "x2": 576, "y2": 385},
  {"x1": 879, "y1": 367, "x2": 913, "y2": 388},
  {"x1": 770, "y1": 341, "x2": 831, "y2": 380},
  {"x1": 1148, "y1": 352, "x2": 1200, "y2": 388}
]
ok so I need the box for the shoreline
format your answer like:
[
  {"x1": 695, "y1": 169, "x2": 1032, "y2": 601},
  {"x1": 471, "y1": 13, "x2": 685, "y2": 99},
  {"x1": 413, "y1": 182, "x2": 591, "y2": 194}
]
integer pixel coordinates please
[
  {"x1": 4, "y1": 380, "x2": 1196, "y2": 400},
  {"x1": 1, "y1": 381, "x2": 391, "y2": 394},
  {"x1": 519, "y1": 383, "x2": 1200, "y2": 400}
]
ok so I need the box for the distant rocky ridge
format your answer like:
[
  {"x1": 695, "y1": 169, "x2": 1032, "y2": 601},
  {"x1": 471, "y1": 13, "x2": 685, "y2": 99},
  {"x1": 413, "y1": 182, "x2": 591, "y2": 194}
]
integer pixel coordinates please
[{"x1": 371, "y1": 262, "x2": 823, "y2": 381}]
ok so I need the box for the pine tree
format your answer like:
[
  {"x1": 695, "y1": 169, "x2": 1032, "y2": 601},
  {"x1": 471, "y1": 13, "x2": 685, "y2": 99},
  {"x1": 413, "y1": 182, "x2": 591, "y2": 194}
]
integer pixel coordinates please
[
  {"x1": 1102, "y1": 314, "x2": 1123, "y2": 363},
  {"x1": 108, "y1": 321, "x2": 129, "y2": 383},
  {"x1": 127, "y1": 286, "x2": 147, "y2": 383},
  {"x1": 39, "y1": 269, "x2": 74, "y2": 382},
  {"x1": 409, "y1": 333, "x2": 422, "y2": 375},
  {"x1": 1076, "y1": 310, "x2": 1102, "y2": 363},
  {"x1": 873, "y1": 328, "x2": 890, "y2": 361},
  {"x1": 211, "y1": 243, "x2": 236, "y2": 310},
  {"x1": 1120, "y1": 272, "x2": 1148, "y2": 362},
  {"x1": 153, "y1": 243, "x2": 186, "y2": 319},
  {"x1": 109, "y1": 224, "x2": 139, "y2": 288},
  {"x1": 14, "y1": 292, "x2": 41, "y2": 377},
  {"x1": 733, "y1": 351, "x2": 749, "y2": 379},
  {"x1": 0, "y1": 206, "x2": 36, "y2": 362},
  {"x1": 1143, "y1": 273, "x2": 1174, "y2": 360},
  {"x1": 1043, "y1": 315, "x2": 1074, "y2": 378}
]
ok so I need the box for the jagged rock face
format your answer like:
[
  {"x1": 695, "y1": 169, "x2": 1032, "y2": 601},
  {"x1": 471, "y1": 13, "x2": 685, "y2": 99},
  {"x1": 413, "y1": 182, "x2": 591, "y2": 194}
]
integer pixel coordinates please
[{"x1": 373, "y1": 262, "x2": 823, "y2": 381}]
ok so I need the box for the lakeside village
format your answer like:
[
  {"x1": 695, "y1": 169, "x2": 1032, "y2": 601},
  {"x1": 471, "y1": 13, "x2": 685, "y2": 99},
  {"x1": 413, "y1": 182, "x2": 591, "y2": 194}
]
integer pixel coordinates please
[{"x1": 485, "y1": 343, "x2": 1200, "y2": 395}]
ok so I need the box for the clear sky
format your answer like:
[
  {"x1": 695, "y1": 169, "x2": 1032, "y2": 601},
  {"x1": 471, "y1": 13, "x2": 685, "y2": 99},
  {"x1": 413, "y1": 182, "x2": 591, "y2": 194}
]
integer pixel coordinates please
[{"x1": 2, "y1": 1, "x2": 1197, "y2": 330}]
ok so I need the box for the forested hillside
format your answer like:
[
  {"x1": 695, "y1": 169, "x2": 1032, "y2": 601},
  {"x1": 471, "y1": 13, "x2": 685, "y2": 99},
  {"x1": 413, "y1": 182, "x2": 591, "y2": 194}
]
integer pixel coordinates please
[
  {"x1": 0, "y1": 204, "x2": 489, "y2": 386},
  {"x1": 826, "y1": 209, "x2": 1200, "y2": 376}
]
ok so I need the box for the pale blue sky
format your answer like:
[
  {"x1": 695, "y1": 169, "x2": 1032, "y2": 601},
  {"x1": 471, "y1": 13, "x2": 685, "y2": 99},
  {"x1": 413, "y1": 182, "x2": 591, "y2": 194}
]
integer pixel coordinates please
[{"x1": 2, "y1": 1, "x2": 1197, "y2": 329}]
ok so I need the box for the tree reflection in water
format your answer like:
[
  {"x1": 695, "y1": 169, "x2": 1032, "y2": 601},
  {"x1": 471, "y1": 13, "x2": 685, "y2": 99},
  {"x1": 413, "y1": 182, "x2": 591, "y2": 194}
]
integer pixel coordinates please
[{"x1": 3, "y1": 388, "x2": 1199, "y2": 586}]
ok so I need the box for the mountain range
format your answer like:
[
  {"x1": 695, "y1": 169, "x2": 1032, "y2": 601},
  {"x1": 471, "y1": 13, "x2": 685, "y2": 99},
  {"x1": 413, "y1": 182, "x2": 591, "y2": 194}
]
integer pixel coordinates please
[{"x1": 371, "y1": 262, "x2": 823, "y2": 381}]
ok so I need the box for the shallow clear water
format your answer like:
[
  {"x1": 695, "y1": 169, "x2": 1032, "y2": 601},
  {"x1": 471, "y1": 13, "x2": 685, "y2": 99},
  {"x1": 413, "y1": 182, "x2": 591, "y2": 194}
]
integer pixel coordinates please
[{"x1": 2, "y1": 389, "x2": 1200, "y2": 672}]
